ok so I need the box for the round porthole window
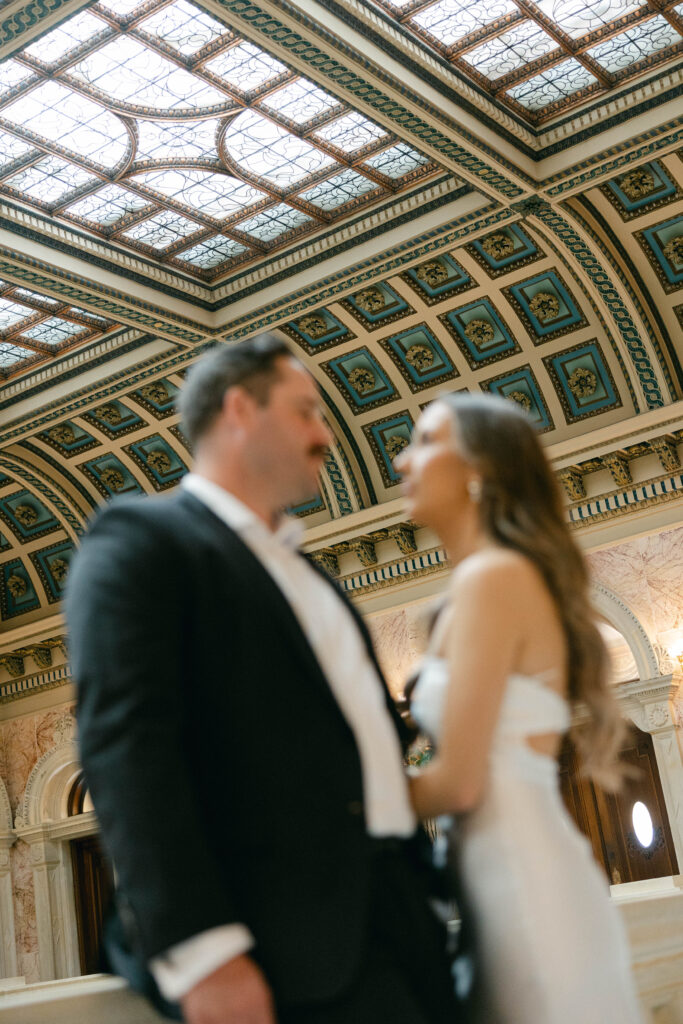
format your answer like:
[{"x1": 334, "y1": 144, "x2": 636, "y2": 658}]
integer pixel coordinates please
[{"x1": 632, "y1": 801, "x2": 654, "y2": 848}]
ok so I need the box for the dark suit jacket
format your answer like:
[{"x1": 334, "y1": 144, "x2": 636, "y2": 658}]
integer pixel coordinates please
[{"x1": 66, "y1": 488, "x2": 415, "y2": 1007}]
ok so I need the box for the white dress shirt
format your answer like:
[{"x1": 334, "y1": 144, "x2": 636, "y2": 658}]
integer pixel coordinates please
[{"x1": 150, "y1": 474, "x2": 415, "y2": 1001}]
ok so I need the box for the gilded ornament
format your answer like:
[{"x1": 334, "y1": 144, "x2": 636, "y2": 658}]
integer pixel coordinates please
[
  {"x1": 464, "y1": 319, "x2": 495, "y2": 344},
  {"x1": 146, "y1": 449, "x2": 172, "y2": 473},
  {"x1": 94, "y1": 403, "x2": 123, "y2": 425},
  {"x1": 49, "y1": 558, "x2": 69, "y2": 585},
  {"x1": 481, "y1": 232, "x2": 515, "y2": 260},
  {"x1": 47, "y1": 423, "x2": 76, "y2": 446},
  {"x1": 508, "y1": 391, "x2": 531, "y2": 411},
  {"x1": 348, "y1": 367, "x2": 376, "y2": 395},
  {"x1": 354, "y1": 287, "x2": 386, "y2": 314},
  {"x1": 528, "y1": 291, "x2": 560, "y2": 322},
  {"x1": 567, "y1": 366, "x2": 597, "y2": 398},
  {"x1": 384, "y1": 434, "x2": 409, "y2": 460},
  {"x1": 14, "y1": 504, "x2": 39, "y2": 527},
  {"x1": 619, "y1": 167, "x2": 655, "y2": 201},
  {"x1": 140, "y1": 381, "x2": 169, "y2": 405},
  {"x1": 405, "y1": 344, "x2": 434, "y2": 372},
  {"x1": 296, "y1": 313, "x2": 328, "y2": 339},
  {"x1": 415, "y1": 260, "x2": 449, "y2": 288},
  {"x1": 100, "y1": 467, "x2": 125, "y2": 491},
  {"x1": 6, "y1": 573, "x2": 27, "y2": 598},
  {"x1": 662, "y1": 235, "x2": 683, "y2": 267}
]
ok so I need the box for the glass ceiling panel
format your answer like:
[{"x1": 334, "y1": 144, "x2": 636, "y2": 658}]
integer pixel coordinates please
[
  {"x1": 363, "y1": 143, "x2": 429, "y2": 178},
  {"x1": 96, "y1": 0, "x2": 149, "y2": 16},
  {"x1": 223, "y1": 110, "x2": 335, "y2": 186},
  {"x1": 120, "y1": 209, "x2": 202, "y2": 248},
  {"x1": 0, "y1": 130, "x2": 37, "y2": 171},
  {"x1": 530, "y1": 0, "x2": 644, "y2": 40},
  {"x1": 138, "y1": 0, "x2": 231, "y2": 56},
  {"x1": 2, "y1": 82, "x2": 129, "y2": 168},
  {"x1": 176, "y1": 234, "x2": 248, "y2": 268},
  {"x1": 300, "y1": 169, "x2": 378, "y2": 210},
  {"x1": 235, "y1": 202, "x2": 312, "y2": 242},
  {"x1": 312, "y1": 111, "x2": 387, "y2": 152},
  {"x1": 70, "y1": 37, "x2": 229, "y2": 111},
  {"x1": 23, "y1": 317, "x2": 87, "y2": 345},
  {"x1": 64, "y1": 183, "x2": 151, "y2": 225},
  {"x1": 0, "y1": 298, "x2": 34, "y2": 330},
  {"x1": 204, "y1": 41, "x2": 288, "y2": 94},
  {"x1": 0, "y1": 60, "x2": 35, "y2": 97},
  {"x1": 3, "y1": 155, "x2": 97, "y2": 205},
  {"x1": 135, "y1": 118, "x2": 220, "y2": 161},
  {"x1": 261, "y1": 78, "x2": 340, "y2": 125},
  {"x1": 0, "y1": 343, "x2": 36, "y2": 368},
  {"x1": 463, "y1": 20, "x2": 559, "y2": 79},
  {"x1": 23, "y1": 10, "x2": 107, "y2": 65},
  {"x1": 412, "y1": 0, "x2": 518, "y2": 47},
  {"x1": 131, "y1": 168, "x2": 265, "y2": 218},
  {"x1": 13, "y1": 289, "x2": 60, "y2": 306},
  {"x1": 587, "y1": 16, "x2": 681, "y2": 72},
  {"x1": 68, "y1": 307, "x2": 110, "y2": 323},
  {"x1": 506, "y1": 58, "x2": 597, "y2": 109}
]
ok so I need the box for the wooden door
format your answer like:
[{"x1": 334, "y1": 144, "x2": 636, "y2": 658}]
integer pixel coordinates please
[
  {"x1": 70, "y1": 834, "x2": 115, "y2": 975},
  {"x1": 559, "y1": 725, "x2": 678, "y2": 884}
]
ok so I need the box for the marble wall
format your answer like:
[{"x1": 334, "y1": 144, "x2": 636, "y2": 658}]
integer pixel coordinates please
[{"x1": 0, "y1": 702, "x2": 75, "y2": 984}]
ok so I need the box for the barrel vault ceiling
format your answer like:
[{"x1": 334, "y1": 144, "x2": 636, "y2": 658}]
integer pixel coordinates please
[{"x1": 0, "y1": 0, "x2": 682, "y2": 633}]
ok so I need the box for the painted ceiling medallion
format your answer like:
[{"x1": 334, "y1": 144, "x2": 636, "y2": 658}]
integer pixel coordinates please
[
  {"x1": 140, "y1": 381, "x2": 170, "y2": 404},
  {"x1": 509, "y1": 391, "x2": 532, "y2": 411},
  {"x1": 415, "y1": 260, "x2": 450, "y2": 287},
  {"x1": 47, "y1": 424, "x2": 77, "y2": 445},
  {"x1": 100, "y1": 467, "x2": 125, "y2": 491},
  {"x1": 50, "y1": 559, "x2": 69, "y2": 585},
  {"x1": 354, "y1": 286, "x2": 387, "y2": 314},
  {"x1": 14, "y1": 505, "x2": 39, "y2": 527},
  {"x1": 295, "y1": 313, "x2": 329, "y2": 339},
  {"x1": 619, "y1": 167, "x2": 656, "y2": 201},
  {"x1": 528, "y1": 291, "x2": 560, "y2": 321},
  {"x1": 464, "y1": 318, "x2": 496, "y2": 343},
  {"x1": 663, "y1": 235, "x2": 683, "y2": 265},
  {"x1": 385, "y1": 435, "x2": 409, "y2": 459},
  {"x1": 94, "y1": 403, "x2": 124, "y2": 425},
  {"x1": 347, "y1": 366, "x2": 377, "y2": 394},
  {"x1": 481, "y1": 233, "x2": 516, "y2": 259},
  {"x1": 567, "y1": 366, "x2": 598, "y2": 398},
  {"x1": 6, "y1": 573, "x2": 27, "y2": 598},
  {"x1": 405, "y1": 344, "x2": 434, "y2": 371},
  {"x1": 146, "y1": 449, "x2": 173, "y2": 473}
]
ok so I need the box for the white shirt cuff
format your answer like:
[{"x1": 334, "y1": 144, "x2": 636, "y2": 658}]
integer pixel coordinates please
[{"x1": 149, "y1": 924, "x2": 255, "y2": 1002}]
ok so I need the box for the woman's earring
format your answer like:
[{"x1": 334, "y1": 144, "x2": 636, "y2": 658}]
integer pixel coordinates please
[{"x1": 467, "y1": 477, "x2": 483, "y2": 502}]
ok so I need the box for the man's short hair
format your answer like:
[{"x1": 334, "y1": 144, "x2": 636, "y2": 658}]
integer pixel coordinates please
[{"x1": 178, "y1": 333, "x2": 292, "y2": 449}]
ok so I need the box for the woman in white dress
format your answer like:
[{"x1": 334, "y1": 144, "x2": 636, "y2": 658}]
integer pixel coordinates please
[{"x1": 395, "y1": 393, "x2": 644, "y2": 1024}]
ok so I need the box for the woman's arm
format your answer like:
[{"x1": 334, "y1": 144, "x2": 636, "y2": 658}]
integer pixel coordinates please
[{"x1": 409, "y1": 552, "x2": 525, "y2": 818}]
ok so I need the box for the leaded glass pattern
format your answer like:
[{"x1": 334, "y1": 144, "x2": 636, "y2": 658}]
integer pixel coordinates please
[
  {"x1": 3, "y1": 156, "x2": 97, "y2": 205},
  {"x1": 23, "y1": 317, "x2": 87, "y2": 345},
  {"x1": 2, "y1": 83, "x2": 129, "y2": 168},
  {"x1": 463, "y1": 20, "x2": 559, "y2": 79},
  {"x1": 235, "y1": 203, "x2": 312, "y2": 242},
  {"x1": 176, "y1": 235, "x2": 248, "y2": 268},
  {"x1": 131, "y1": 169, "x2": 265, "y2": 218},
  {"x1": 413, "y1": 0, "x2": 518, "y2": 47},
  {"x1": 506, "y1": 59, "x2": 597, "y2": 109},
  {"x1": 587, "y1": 16, "x2": 680, "y2": 73},
  {"x1": 23, "y1": 10, "x2": 108, "y2": 65},
  {"x1": 138, "y1": 0, "x2": 231, "y2": 56},
  {"x1": 299, "y1": 170, "x2": 378, "y2": 210},
  {"x1": 0, "y1": 0, "x2": 439, "y2": 282},
  {"x1": 120, "y1": 210, "x2": 202, "y2": 248},
  {"x1": 0, "y1": 343, "x2": 37, "y2": 368},
  {"x1": 64, "y1": 184, "x2": 151, "y2": 226},
  {"x1": 0, "y1": 298, "x2": 34, "y2": 330},
  {"x1": 261, "y1": 78, "x2": 340, "y2": 125},
  {"x1": 530, "y1": 0, "x2": 644, "y2": 40},
  {"x1": 204, "y1": 41, "x2": 287, "y2": 93}
]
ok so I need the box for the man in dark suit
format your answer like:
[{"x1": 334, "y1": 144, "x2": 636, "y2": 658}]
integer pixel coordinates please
[{"x1": 66, "y1": 335, "x2": 462, "y2": 1024}]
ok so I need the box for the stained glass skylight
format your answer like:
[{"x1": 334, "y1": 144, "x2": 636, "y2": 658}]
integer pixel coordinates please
[
  {"x1": 0, "y1": 0, "x2": 439, "y2": 282},
  {"x1": 374, "y1": 0, "x2": 683, "y2": 121},
  {"x1": 0, "y1": 281, "x2": 118, "y2": 378}
]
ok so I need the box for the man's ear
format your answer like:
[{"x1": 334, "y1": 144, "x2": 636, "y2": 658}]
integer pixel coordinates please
[{"x1": 222, "y1": 385, "x2": 255, "y2": 430}]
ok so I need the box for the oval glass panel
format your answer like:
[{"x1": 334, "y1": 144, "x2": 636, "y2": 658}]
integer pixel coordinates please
[{"x1": 632, "y1": 801, "x2": 654, "y2": 848}]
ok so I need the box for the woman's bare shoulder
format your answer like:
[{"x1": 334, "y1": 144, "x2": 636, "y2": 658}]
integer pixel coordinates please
[{"x1": 451, "y1": 546, "x2": 539, "y2": 589}]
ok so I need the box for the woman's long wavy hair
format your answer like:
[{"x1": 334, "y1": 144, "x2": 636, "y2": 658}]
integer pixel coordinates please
[{"x1": 439, "y1": 392, "x2": 626, "y2": 789}]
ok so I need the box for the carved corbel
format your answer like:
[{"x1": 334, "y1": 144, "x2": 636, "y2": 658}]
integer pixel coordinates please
[
  {"x1": 350, "y1": 539, "x2": 377, "y2": 567},
  {"x1": 650, "y1": 437, "x2": 681, "y2": 473},
  {"x1": 390, "y1": 525, "x2": 417, "y2": 555},
  {"x1": 311, "y1": 551, "x2": 339, "y2": 578},
  {"x1": 602, "y1": 452, "x2": 631, "y2": 487},
  {"x1": 557, "y1": 468, "x2": 586, "y2": 501}
]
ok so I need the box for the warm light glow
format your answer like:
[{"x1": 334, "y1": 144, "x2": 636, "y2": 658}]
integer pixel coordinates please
[{"x1": 632, "y1": 801, "x2": 654, "y2": 848}]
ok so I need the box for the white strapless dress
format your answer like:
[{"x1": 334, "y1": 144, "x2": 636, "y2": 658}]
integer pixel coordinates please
[{"x1": 412, "y1": 656, "x2": 644, "y2": 1024}]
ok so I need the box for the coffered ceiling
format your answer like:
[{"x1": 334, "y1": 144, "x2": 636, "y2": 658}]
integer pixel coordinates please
[{"x1": 0, "y1": 0, "x2": 681, "y2": 629}]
